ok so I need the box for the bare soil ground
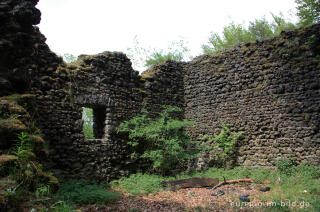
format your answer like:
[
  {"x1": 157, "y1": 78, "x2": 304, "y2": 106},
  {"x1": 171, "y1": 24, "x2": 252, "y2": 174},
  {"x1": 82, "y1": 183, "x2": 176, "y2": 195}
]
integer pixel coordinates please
[{"x1": 80, "y1": 183, "x2": 278, "y2": 212}]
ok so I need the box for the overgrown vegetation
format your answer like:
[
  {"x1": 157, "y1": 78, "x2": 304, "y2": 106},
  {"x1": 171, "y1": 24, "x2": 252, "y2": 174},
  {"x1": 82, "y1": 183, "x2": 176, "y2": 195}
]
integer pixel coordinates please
[
  {"x1": 110, "y1": 173, "x2": 174, "y2": 196},
  {"x1": 126, "y1": 37, "x2": 192, "y2": 70},
  {"x1": 111, "y1": 163, "x2": 320, "y2": 211},
  {"x1": 56, "y1": 179, "x2": 120, "y2": 205},
  {"x1": 202, "y1": 14, "x2": 296, "y2": 53},
  {"x1": 199, "y1": 124, "x2": 243, "y2": 167},
  {"x1": 0, "y1": 95, "x2": 59, "y2": 211},
  {"x1": 275, "y1": 157, "x2": 297, "y2": 176},
  {"x1": 116, "y1": 106, "x2": 198, "y2": 175},
  {"x1": 295, "y1": 0, "x2": 320, "y2": 26}
]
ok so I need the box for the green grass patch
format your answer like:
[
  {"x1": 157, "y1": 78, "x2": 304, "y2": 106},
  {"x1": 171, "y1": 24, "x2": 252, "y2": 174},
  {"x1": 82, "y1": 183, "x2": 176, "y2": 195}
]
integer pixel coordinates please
[
  {"x1": 111, "y1": 167, "x2": 278, "y2": 196},
  {"x1": 111, "y1": 164, "x2": 320, "y2": 211},
  {"x1": 110, "y1": 173, "x2": 174, "y2": 196},
  {"x1": 56, "y1": 180, "x2": 120, "y2": 205}
]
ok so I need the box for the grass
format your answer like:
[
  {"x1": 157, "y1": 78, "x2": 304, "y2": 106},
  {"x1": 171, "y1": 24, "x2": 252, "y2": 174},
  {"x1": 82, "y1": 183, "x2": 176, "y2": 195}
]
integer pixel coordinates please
[
  {"x1": 111, "y1": 163, "x2": 320, "y2": 211},
  {"x1": 110, "y1": 173, "x2": 174, "y2": 196},
  {"x1": 55, "y1": 179, "x2": 120, "y2": 205},
  {"x1": 51, "y1": 201, "x2": 76, "y2": 212}
]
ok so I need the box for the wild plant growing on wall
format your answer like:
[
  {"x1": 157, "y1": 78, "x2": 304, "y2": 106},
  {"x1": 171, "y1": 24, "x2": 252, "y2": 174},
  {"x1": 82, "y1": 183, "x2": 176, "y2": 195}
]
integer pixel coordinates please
[{"x1": 116, "y1": 106, "x2": 198, "y2": 175}]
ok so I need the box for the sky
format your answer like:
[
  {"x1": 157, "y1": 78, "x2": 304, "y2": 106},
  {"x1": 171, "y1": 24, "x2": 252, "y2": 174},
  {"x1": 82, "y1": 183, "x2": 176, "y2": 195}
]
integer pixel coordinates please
[{"x1": 36, "y1": 0, "x2": 298, "y2": 71}]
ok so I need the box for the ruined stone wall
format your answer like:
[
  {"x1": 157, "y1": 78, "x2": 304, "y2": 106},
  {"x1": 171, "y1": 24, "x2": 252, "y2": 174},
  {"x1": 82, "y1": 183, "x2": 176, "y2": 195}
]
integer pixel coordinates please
[
  {"x1": 184, "y1": 24, "x2": 320, "y2": 167},
  {"x1": 33, "y1": 52, "x2": 145, "y2": 180},
  {"x1": 0, "y1": 0, "x2": 61, "y2": 96},
  {"x1": 0, "y1": 0, "x2": 145, "y2": 180},
  {"x1": 141, "y1": 61, "x2": 185, "y2": 116},
  {"x1": 2, "y1": 0, "x2": 320, "y2": 181}
]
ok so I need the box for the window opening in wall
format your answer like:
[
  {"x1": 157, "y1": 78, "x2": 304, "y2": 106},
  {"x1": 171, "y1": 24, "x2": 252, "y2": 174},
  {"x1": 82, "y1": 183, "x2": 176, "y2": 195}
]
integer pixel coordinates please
[
  {"x1": 82, "y1": 107, "x2": 94, "y2": 139},
  {"x1": 82, "y1": 107, "x2": 107, "y2": 139}
]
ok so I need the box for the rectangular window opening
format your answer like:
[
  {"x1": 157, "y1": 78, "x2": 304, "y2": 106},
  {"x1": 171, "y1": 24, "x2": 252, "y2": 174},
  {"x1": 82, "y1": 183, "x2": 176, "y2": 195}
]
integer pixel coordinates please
[
  {"x1": 82, "y1": 107, "x2": 95, "y2": 139},
  {"x1": 82, "y1": 107, "x2": 107, "y2": 140}
]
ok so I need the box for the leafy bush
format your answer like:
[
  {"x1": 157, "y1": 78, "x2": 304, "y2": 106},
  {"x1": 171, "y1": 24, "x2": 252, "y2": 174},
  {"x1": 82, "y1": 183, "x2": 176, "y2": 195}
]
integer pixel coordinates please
[
  {"x1": 275, "y1": 158, "x2": 296, "y2": 176},
  {"x1": 202, "y1": 14, "x2": 296, "y2": 53},
  {"x1": 126, "y1": 37, "x2": 192, "y2": 70},
  {"x1": 56, "y1": 180, "x2": 120, "y2": 205},
  {"x1": 295, "y1": 0, "x2": 320, "y2": 26},
  {"x1": 116, "y1": 106, "x2": 198, "y2": 175},
  {"x1": 199, "y1": 124, "x2": 243, "y2": 167}
]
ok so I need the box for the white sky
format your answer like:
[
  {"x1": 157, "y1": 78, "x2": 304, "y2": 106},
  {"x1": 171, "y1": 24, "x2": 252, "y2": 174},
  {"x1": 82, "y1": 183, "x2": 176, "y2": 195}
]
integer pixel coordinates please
[{"x1": 37, "y1": 0, "x2": 298, "y2": 71}]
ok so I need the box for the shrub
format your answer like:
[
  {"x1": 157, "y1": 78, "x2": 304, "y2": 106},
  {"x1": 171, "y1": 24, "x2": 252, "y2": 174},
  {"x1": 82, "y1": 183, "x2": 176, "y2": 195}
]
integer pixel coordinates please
[
  {"x1": 275, "y1": 158, "x2": 296, "y2": 176},
  {"x1": 295, "y1": 0, "x2": 320, "y2": 26},
  {"x1": 116, "y1": 106, "x2": 198, "y2": 175},
  {"x1": 202, "y1": 14, "x2": 296, "y2": 53},
  {"x1": 199, "y1": 124, "x2": 243, "y2": 167},
  {"x1": 56, "y1": 180, "x2": 120, "y2": 205}
]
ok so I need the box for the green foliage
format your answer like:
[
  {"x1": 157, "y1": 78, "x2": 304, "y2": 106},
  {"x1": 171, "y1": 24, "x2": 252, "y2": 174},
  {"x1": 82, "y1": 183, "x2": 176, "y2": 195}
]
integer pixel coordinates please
[
  {"x1": 112, "y1": 163, "x2": 320, "y2": 211},
  {"x1": 126, "y1": 37, "x2": 192, "y2": 70},
  {"x1": 202, "y1": 14, "x2": 296, "y2": 53},
  {"x1": 82, "y1": 107, "x2": 94, "y2": 139},
  {"x1": 116, "y1": 106, "x2": 197, "y2": 175},
  {"x1": 295, "y1": 0, "x2": 320, "y2": 26},
  {"x1": 13, "y1": 132, "x2": 33, "y2": 158},
  {"x1": 275, "y1": 158, "x2": 296, "y2": 176},
  {"x1": 56, "y1": 180, "x2": 120, "y2": 205},
  {"x1": 144, "y1": 40, "x2": 191, "y2": 68},
  {"x1": 51, "y1": 201, "x2": 76, "y2": 212},
  {"x1": 199, "y1": 124, "x2": 243, "y2": 167},
  {"x1": 35, "y1": 184, "x2": 51, "y2": 198},
  {"x1": 248, "y1": 17, "x2": 274, "y2": 40},
  {"x1": 110, "y1": 173, "x2": 173, "y2": 196},
  {"x1": 202, "y1": 22, "x2": 253, "y2": 53}
]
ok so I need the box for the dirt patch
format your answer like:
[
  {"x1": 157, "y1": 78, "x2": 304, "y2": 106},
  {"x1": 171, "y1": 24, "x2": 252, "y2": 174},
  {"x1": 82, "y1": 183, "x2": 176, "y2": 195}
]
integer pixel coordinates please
[{"x1": 80, "y1": 183, "x2": 277, "y2": 211}]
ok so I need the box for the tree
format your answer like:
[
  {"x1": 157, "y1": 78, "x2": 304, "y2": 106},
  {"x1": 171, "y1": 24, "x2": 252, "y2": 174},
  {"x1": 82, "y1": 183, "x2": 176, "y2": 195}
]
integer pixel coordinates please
[
  {"x1": 295, "y1": 0, "x2": 320, "y2": 26},
  {"x1": 62, "y1": 53, "x2": 77, "y2": 63},
  {"x1": 144, "y1": 40, "x2": 191, "y2": 68},
  {"x1": 270, "y1": 13, "x2": 297, "y2": 35},
  {"x1": 202, "y1": 14, "x2": 296, "y2": 54},
  {"x1": 202, "y1": 22, "x2": 254, "y2": 53},
  {"x1": 126, "y1": 37, "x2": 192, "y2": 71},
  {"x1": 248, "y1": 17, "x2": 274, "y2": 40}
]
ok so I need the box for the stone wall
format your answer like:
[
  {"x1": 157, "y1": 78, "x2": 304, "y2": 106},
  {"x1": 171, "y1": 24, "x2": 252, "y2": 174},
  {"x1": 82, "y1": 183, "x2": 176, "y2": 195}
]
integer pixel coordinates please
[
  {"x1": 33, "y1": 52, "x2": 145, "y2": 180},
  {"x1": 141, "y1": 60, "x2": 185, "y2": 116},
  {"x1": 184, "y1": 24, "x2": 320, "y2": 167},
  {"x1": 0, "y1": 0, "x2": 145, "y2": 180},
  {"x1": 1, "y1": 0, "x2": 319, "y2": 181}
]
